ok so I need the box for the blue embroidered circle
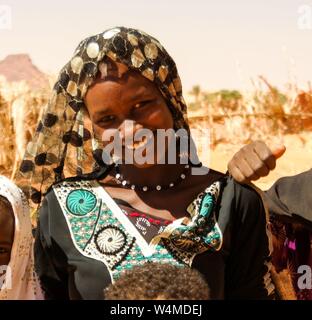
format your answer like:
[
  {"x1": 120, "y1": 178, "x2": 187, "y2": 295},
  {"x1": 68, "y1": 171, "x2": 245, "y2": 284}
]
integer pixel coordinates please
[
  {"x1": 199, "y1": 193, "x2": 215, "y2": 217},
  {"x1": 66, "y1": 189, "x2": 97, "y2": 216}
]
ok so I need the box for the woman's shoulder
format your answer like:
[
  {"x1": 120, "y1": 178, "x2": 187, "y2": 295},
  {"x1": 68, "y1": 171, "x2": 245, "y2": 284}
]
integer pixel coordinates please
[
  {"x1": 187, "y1": 169, "x2": 266, "y2": 230},
  {"x1": 199, "y1": 166, "x2": 263, "y2": 205}
]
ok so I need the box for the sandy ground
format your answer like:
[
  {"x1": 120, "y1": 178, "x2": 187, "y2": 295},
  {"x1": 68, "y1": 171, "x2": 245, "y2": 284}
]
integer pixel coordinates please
[{"x1": 198, "y1": 132, "x2": 312, "y2": 191}]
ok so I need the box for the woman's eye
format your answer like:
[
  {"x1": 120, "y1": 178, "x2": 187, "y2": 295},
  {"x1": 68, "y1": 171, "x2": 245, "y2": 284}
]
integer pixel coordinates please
[
  {"x1": 0, "y1": 248, "x2": 8, "y2": 254},
  {"x1": 99, "y1": 115, "x2": 116, "y2": 124}
]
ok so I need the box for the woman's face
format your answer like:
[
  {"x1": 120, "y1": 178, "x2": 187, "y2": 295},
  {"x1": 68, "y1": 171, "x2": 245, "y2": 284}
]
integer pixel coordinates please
[
  {"x1": 84, "y1": 60, "x2": 174, "y2": 168},
  {"x1": 0, "y1": 196, "x2": 14, "y2": 267}
]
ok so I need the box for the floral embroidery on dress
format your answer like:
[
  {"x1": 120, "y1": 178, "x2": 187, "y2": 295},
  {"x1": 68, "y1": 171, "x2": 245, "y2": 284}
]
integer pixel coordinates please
[
  {"x1": 151, "y1": 180, "x2": 223, "y2": 262},
  {"x1": 53, "y1": 180, "x2": 185, "y2": 282},
  {"x1": 66, "y1": 189, "x2": 97, "y2": 216},
  {"x1": 53, "y1": 179, "x2": 223, "y2": 281}
]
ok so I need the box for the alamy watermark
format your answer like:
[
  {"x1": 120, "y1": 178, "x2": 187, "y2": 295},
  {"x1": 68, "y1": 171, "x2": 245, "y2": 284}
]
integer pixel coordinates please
[
  {"x1": 297, "y1": 265, "x2": 312, "y2": 290},
  {"x1": 0, "y1": 5, "x2": 12, "y2": 30},
  {"x1": 0, "y1": 265, "x2": 12, "y2": 290},
  {"x1": 298, "y1": 4, "x2": 312, "y2": 30},
  {"x1": 100, "y1": 121, "x2": 210, "y2": 175}
]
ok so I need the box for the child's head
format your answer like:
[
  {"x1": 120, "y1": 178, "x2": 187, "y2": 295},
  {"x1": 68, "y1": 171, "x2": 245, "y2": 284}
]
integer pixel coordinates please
[
  {"x1": 104, "y1": 262, "x2": 210, "y2": 300},
  {"x1": 0, "y1": 195, "x2": 15, "y2": 266}
]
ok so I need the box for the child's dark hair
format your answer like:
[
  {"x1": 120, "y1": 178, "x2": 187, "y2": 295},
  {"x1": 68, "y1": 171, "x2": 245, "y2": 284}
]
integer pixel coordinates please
[{"x1": 104, "y1": 262, "x2": 210, "y2": 300}]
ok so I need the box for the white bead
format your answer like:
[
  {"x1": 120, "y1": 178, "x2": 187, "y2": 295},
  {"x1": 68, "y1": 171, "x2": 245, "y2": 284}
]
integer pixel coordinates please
[
  {"x1": 185, "y1": 165, "x2": 190, "y2": 169},
  {"x1": 181, "y1": 174, "x2": 186, "y2": 179},
  {"x1": 122, "y1": 180, "x2": 127, "y2": 186},
  {"x1": 142, "y1": 186, "x2": 148, "y2": 191},
  {"x1": 156, "y1": 185, "x2": 161, "y2": 191},
  {"x1": 115, "y1": 173, "x2": 121, "y2": 179},
  {"x1": 131, "y1": 185, "x2": 135, "y2": 190},
  {"x1": 169, "y1": 183, "x2": 174, "y2": 187}
]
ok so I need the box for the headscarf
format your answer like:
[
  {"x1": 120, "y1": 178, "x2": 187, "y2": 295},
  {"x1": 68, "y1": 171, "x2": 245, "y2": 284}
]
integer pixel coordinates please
[
  {"x1": 0, "y1": 175, "x2": 44, "y2": 300},
  {"x1": 15, "y1": 27, "x2": 190, "y2": 211}
]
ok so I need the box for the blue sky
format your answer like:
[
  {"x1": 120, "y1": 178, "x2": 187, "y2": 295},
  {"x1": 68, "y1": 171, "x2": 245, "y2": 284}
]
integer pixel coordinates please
[{"x1": 1, "y1": 0, "x2": 312, "y2": 91}]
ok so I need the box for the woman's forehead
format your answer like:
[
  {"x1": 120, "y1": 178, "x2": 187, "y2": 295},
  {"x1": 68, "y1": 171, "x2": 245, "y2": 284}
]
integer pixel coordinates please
[
  {"x1": 88, "y1": 57, "x2": 159, "y2": 99},
  {"x1": 0, "y1": 197, "x2": 14, "y2": 227},
  {"x1": 85, "y1": 69, "x2": 159, "y2": 110}
]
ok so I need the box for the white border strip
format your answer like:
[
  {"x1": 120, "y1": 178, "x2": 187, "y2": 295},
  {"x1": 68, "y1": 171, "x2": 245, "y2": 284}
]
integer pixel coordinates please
[
  {"x1": 52, "y1": 184, "x2": 114, "y2": 282},
  {"x1": 94, "y1": 184, "x2": 155, "y2": 257}
]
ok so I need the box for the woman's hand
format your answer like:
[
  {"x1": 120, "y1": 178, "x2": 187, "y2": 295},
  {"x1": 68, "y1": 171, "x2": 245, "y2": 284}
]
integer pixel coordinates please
[{"x1": 227, "y1": 140, "x2": 286, "y2": 184}]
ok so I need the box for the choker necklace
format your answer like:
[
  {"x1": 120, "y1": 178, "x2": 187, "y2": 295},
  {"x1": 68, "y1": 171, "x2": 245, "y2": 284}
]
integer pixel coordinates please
[{"x1": 113, "y1": 163, "x2": 192, "y2": 191}]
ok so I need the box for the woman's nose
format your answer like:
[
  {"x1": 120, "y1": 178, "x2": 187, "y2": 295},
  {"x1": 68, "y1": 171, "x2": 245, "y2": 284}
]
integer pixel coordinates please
[{"x1": 119, "y1": 120, "x2": 143, "y2": 141}]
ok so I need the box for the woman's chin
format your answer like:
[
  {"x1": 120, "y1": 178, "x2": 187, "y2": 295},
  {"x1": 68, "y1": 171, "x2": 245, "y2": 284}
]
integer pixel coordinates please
[{"x1": 131, "y1": 161, "x2": 157, "y2": 169}]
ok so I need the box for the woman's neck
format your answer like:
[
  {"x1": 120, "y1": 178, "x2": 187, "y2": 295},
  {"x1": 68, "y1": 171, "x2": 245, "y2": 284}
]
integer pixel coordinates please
[{"x1": 115, "y1": 162, "x2": 188, "y2": 187}]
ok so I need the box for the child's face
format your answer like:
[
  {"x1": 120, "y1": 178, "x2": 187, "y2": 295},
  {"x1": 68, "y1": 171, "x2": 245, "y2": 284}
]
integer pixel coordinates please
[{"x1": 0, "y1": 197, "x2": 15, "y2": 267}]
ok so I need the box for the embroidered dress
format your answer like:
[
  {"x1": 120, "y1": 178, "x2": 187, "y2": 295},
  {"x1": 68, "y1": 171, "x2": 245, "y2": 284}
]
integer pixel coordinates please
[
  {"x1": 34, "y1": 175, "x2": 274, "y2": 300},
  {"x1": 51, "y1": 179, "x2": 222, "y2": 281}
]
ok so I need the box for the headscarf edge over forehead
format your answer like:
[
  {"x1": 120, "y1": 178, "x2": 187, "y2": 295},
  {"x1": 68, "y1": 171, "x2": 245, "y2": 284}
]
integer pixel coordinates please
[
  {"x1": 15, "y1": 26, "x2": 189, "y2": 210},
  {"x1": 0, "y1": 176, "x2": 44, "y2": 299}
]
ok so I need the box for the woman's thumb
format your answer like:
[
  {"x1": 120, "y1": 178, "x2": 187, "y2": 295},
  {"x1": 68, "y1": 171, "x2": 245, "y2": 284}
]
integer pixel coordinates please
[{"x1": 271, "y1": 144, "x2": 286, "y2": 159}]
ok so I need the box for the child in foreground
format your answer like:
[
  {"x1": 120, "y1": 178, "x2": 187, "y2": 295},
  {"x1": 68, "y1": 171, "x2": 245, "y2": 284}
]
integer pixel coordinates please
[{"x1": 104, "y1": 262, "x2": 210, "y2": 300}]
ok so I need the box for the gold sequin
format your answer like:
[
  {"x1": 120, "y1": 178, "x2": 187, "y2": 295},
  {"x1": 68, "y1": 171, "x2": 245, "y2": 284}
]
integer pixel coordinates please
[
  {"x1": 131, "y1": 48, "x2": 145, "y2": 68},
  {"x1": 86, "y1": 42, "x2": 100, "y2": 59},
  {"x1": 26, "y1": 142, "x2": 37, "y2": 157},
  {"x1": 142, "y1": 68, "x2": 154, "y2": 81},
  {"x1": 168, "y1": 83, "x2": 177, "y2": 96},
  {"x1": 173, "y1": 77, "x2": 182, "y2": 93},
  {"x1": 138, "y1": 29, "x2": 150, "y2": 38},
  {"x1": 158, "y1": 65, "x2": 168, "y2": 82},
  {"x1": 103, "y1": 28, "x2": 120, "y2": 39},
  {"x1": 151, "y1": 38, "x2": 164, "y2": 51},
  {"x1": 71, "y1": 56, "x2": 83, "y2": 74},
  {"x1": 46, "y1": 153, "x2": 58, "y2": 164},
  {"x1": 170, "y1": 97, "x2": 178, "y2": 108},
  {"x1": 67, "y1": 81, "x2": 78, "y2": 97},
  {"x1": 127, "y1": 34, "x2": 138, "y2": 46},
  {"x1": 180, "y1": 96, "x2": 187, "y2": 106},
  {"x1": 107, "y1": 51, "x2": 117, "y2": 61},
  {"x1": 144, "y1": 43, "x2": 158, "y2": 60}
]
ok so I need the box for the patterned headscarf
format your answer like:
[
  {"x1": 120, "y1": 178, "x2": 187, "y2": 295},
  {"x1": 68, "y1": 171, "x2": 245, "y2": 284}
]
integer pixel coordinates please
[{"x1": 15, "y1": 27, "x2": 190, "y2": 211}]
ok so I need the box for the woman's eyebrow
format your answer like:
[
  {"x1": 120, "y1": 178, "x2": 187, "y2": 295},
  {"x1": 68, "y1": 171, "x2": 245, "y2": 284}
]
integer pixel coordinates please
[
  {"x1": 0, "y1": 241, "x2": 13, "y2": 247},
  {"x1": 129, "y1": 90, "x2": 154, "y2": 104},
  {"x1": 93, "y1": 91, "x2": 154, "y2": 117},
  {"x1": 93, "y1": 109, "x2": 113, "y2": 118}
]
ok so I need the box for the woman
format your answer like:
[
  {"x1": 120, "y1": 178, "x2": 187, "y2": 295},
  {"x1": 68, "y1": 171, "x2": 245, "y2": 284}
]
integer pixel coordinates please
[
  {"x1": 17, "y1": 27, "x2": 274, "y2": 300},
  {"x1": 0, "y1": 175, "x2": 43, "y2": 300}
]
